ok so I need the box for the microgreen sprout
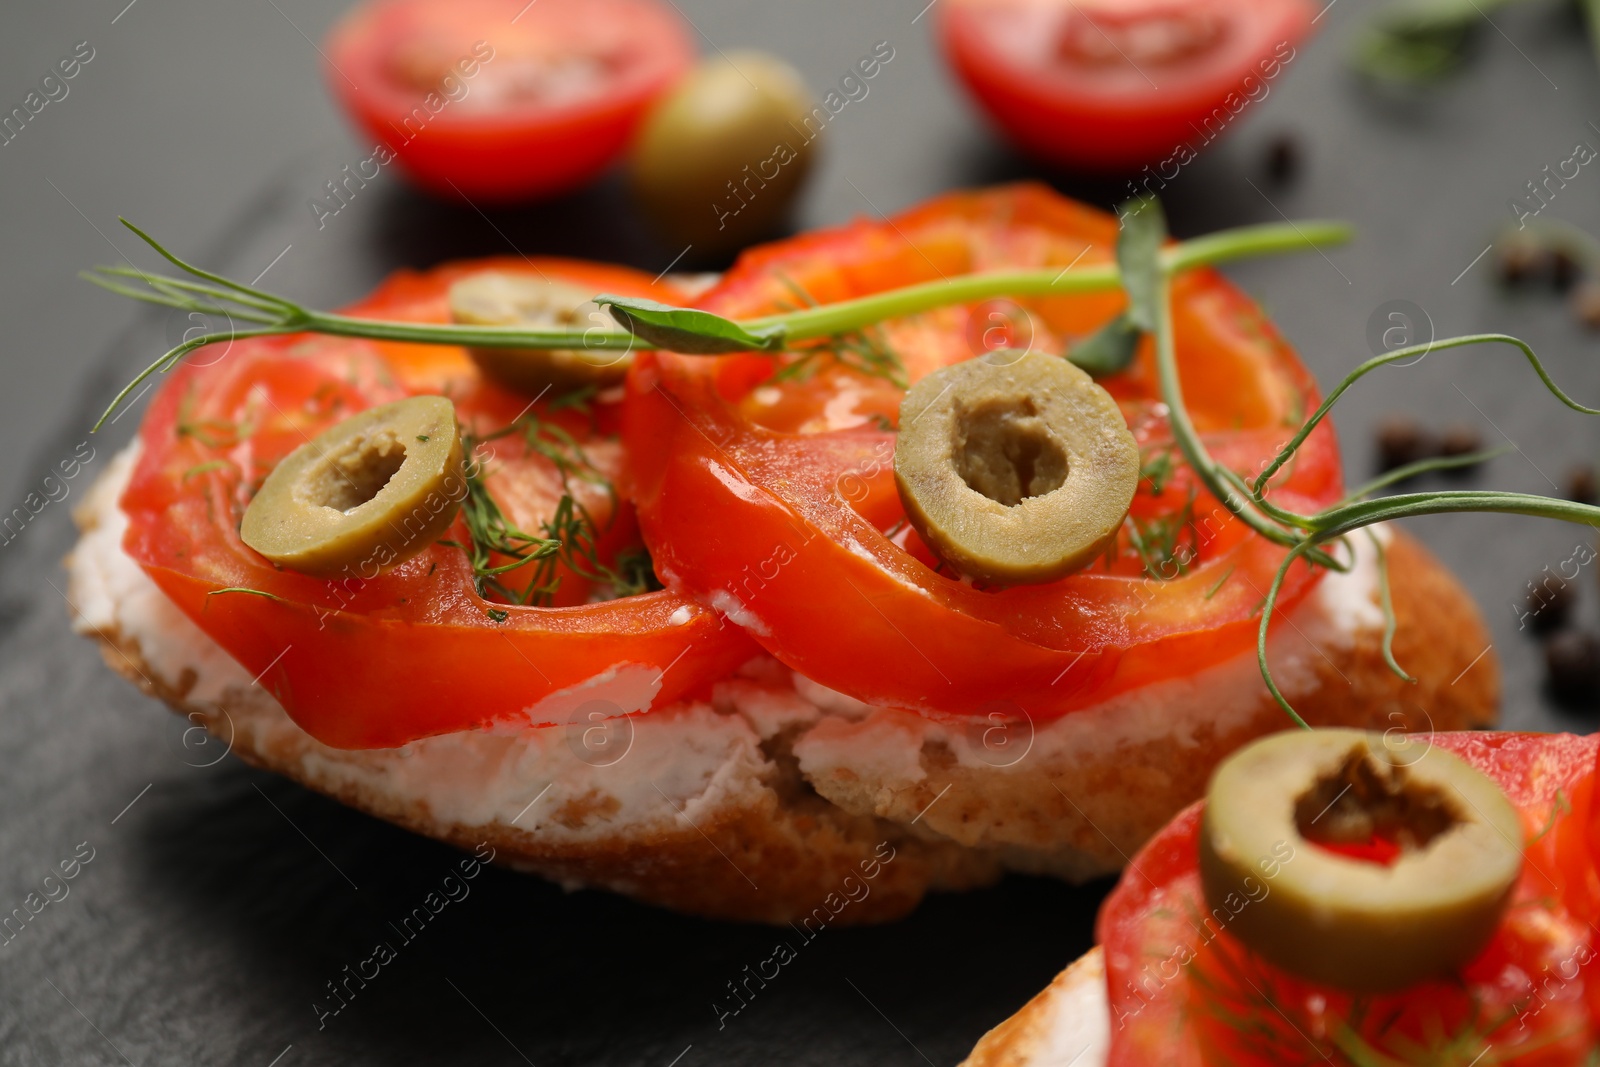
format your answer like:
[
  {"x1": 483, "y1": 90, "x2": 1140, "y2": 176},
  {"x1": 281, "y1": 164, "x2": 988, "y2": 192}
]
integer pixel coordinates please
[
  {"x1": 1105, "y1": 198, "x2": 1600, "y2": 727},
  {"x1": 84, "y1": 215, "x2": 1350, "y2": 429}
]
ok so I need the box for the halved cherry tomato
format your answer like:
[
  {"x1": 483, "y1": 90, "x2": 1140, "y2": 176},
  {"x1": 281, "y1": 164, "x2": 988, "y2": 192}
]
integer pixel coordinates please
[
  {"x1": 624, "y1": 183, "x2": 1341, "y2": 721},
  {"x1": 120, "y1": 258, "x2": 756, "y2": 749},
  {"x1": 324, "y1": 0, "x2": 694, "y2": 201},
  {"x1": 1099, "y1": 732, "x2": 1600, "y2": 1066},
  {"x1": 937, "y1": 0, "x2": 1314, "y2": 171}
]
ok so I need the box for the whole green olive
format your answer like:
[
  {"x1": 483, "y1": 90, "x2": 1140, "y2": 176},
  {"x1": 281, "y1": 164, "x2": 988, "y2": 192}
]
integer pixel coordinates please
[
  {"x1": 629, "y1": 50, "x2": 817, "y2": 255},
  {"x1": 893, "y1": 349, "x2": 1140, "y2": 584},
  {"x1": 1200, "y1": 729, "x2": 1523, "y2": 993},
  {"x1": 240, "y1": 396, "x2": 465, "y2": 578}
]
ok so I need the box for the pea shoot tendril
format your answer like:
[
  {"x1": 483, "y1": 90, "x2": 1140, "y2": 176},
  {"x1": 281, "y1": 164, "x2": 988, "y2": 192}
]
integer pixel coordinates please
[
  {"x1": 83, "y1": 214, "x2": 1351, "y2": 430},
  {"x1": 82, "y1": 201, "x2": 1600, "y2": 727}
]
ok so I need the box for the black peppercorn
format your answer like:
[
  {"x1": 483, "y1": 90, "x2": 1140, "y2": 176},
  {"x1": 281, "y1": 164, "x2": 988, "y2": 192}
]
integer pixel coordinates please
[
  {"x1": 1571, "y1": 283, "x2": 1600, "y2": 330},
  {"x1": 1545, "y1": 630, "x2": 1600, "y2": 705},
  {"x1": 1265, "y1": 134, "x2": 1299, "y2": 184},
  {"x1": 1525, "y1": 578, "x2": 1575, "y2": 634},
  {"x1": 1375, "y1": 417, "x2": 1431, "y2": 473},
  {"x1": 1551, "y1": 249, "x2": 1580, "y2": 291},
  {"x1": 1568, "y1": 465, "x2": 1598, "y2": 505},
  {"x1": 1497, "y1": 240, "x2": 1547, "y2": 286},
  {"x1": 1437, "y1": 424, "x2": 1485, "y2": 472}
]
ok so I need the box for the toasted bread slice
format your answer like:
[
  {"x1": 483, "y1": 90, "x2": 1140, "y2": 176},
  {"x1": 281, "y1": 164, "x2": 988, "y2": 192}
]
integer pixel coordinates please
[
  {"x1": 68, "y1": 445, "x2": 1496, "y2": 923},
  {"x1": 961, "y1": 947, "x2": 1109, "y2": 1067}
]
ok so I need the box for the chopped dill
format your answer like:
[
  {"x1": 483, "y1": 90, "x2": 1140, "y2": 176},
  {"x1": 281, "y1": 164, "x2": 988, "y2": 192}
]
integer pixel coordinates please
[
  {"x1": 181, "y1": 459, "x2": 231, "y2": 482},
  {"x1": 441, "y1": 447, "x2": 564, "y2": 605},
  {"x1": 1125, "y1": 487, "x2": 1199, "y2": 579},
  {"x1": 1526, "y1": 789, "x2": 1572, "y2": 848},
  {"x1": 550, "y1": 383, "x2": 600, "y2": 411},
  {"x1": 529, "y1": 493, "x2": 661, "y2": 601},
  {"x1": 1203, "y1": 565, "x2": 1235, "y2": 600},
  {"x1": 470, "y1": 408, "x2": 604, "y2": 488},
  {"x1": 770, "y1": 275, "x2": 908, "y2": 388},
  {"x1": 1173, "y1": 895, "x2": 1527, "y2": 1063},
  {"x1": 206, "y1": 587, "x2": 284, "y2": 601},
  {"x1": 175, "y1": 386, "x2": 255, "y2": 449},
  {"x1": 485, "y1": 607, "x2": 509, "y2": 623},
  {"x1": 450, "y1": 412, "x2": 659, "y2": 607},
  {"x1": 1139, "y1": 446, "x2": 1177, "y2": 496}
]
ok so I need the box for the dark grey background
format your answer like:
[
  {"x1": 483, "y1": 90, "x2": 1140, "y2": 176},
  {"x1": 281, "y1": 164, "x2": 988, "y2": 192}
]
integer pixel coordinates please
[{"x1": 3, "y1": 0, "x2": 1600, "y2": 1064}]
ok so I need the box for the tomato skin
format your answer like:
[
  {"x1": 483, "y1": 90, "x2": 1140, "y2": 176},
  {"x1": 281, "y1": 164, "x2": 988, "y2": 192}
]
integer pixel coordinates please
[
  {"x1": 324, "y1": 0, "x2": 694, "y2": 201},
  {"x1": 625, "y1": 184, "x2": 1342, "y2": 720},
  {"x1": 120, "y1": 259, "x2": 757, "y2": 750},
  {"x1": 937, "y1": 0, "x2": 1315, "y2": 171},
  {"x1": 1098, "y1": 732, "x2": 1600, "y2": 1066}
]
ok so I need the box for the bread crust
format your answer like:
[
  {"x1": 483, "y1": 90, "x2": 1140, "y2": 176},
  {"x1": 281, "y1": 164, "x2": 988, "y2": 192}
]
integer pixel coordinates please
[
  {"x1": 69, "y1": 450, "x2": 1496, "y2": 924},
  {"x1": 961, "y1": 947, "x2": 1109, "y2": 1067},
  {"x1": 79, "y1": 612, "x2": 1005, "y2": 925},
  {"x1": 801, "y1": 529, "x2": 1497, "y2": 883}
]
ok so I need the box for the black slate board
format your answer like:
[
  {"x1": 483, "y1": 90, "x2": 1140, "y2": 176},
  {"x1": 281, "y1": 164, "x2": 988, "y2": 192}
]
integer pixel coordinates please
[{"x1": 7, "y1": 0, "x2": 1600, "y2": 1063}]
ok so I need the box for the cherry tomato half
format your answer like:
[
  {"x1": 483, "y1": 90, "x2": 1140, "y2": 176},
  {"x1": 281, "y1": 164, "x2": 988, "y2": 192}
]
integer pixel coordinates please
[
  {"x1": 324, "y1": 0, "x2": 694, "y2": 201},
  {"x1": 937, "y1": 0, "x2": 1315, "y2": 171}
]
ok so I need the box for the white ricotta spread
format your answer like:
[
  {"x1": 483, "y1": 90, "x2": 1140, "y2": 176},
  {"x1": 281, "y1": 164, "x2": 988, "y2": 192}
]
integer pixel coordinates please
[{"x1": 70, "y1": 443, "x2": 1384, "y2": 852}]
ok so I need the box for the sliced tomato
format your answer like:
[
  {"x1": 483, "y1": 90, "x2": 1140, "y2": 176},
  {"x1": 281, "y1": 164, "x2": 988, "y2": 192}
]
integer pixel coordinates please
[
  {"x1": 1099, "y1": 732, "x2": 1600, "y2": 1066},
  {"x1": 120, "y1": 259, "x2": 756, "y2": 749},
  {"x1": 324, "y1": 0, "x2": 694, "y2": 201},
  {"x1": 624, "y1": 184, "x2": 1341, "y2": 721},
  {"x1": 937, "y1": 0, "x2": 1315, "y2": 171}
]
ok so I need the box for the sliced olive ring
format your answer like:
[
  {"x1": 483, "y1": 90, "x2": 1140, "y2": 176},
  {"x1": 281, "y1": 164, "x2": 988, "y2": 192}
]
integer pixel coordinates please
[
  {"x1": 449, "y1": 272, "x2": 632, "y2": 396},
  {"x1": 1200, "y1": 729, "x2": 1523, "y2": 993},
  {"x1": 892, "y1": 348, "x2": 1139, "y2": 584},
  {"x1": 240, "y1": 396, "x2": 465, "y2": 578}
]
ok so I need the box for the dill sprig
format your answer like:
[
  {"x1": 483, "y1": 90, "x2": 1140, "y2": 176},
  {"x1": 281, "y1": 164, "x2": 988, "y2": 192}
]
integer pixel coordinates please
[
  {"x1": 770, "y1": 276, "x2": 908, "y2": 388},
  {"x1": 469, "y1": 405, "x2": 603, "y2": 488},
  {"x1": 1139, "y1": 445, "x2": 1178, "y2": 497},
  {"x1": 443, "y1": 445, "x2": 562, "y2": 606},
  {"x1": 449, "y1": 407, "x2": 659, "y2": 609},
  {"x1": 205, "y1": 587, "x2": 284, "y2": 601},
  {"x1": 531, "y1": 493, "x2": 661, "y2": 601},
  {"x1": 1124, "y1": 486, "x2": 1199, "y2": 580},
  {"x1": 175, "y1": 384, "x2": 255, "y2": 449}
]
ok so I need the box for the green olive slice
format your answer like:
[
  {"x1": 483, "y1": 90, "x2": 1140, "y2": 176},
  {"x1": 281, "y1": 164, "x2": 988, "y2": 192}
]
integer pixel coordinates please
[
  {"x1": 1200, "y1": 729, "x2": 1523, "y2": 993},
  {"x1": 240, "y1": 396, "x2": 465, "y2": 578},
  {"x1": 449, "y1": 272, "x2": 631, "y2": 395},
  {"x1": 628, "y1": 50, "x2": 817, "y2": 254},
  {"x1": 892, "y1": 349, "x2": 1139, "y2": 584}
]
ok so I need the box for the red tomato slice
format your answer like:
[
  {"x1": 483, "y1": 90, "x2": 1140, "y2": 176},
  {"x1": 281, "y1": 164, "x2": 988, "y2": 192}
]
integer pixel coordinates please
[
  {"x1": 937, "y1": 0, "x2": 1315, "y2": 171},
  {"x1": 1099, "y1": 732, "x2": 1600, "y2": 1067},
  {"x1": 120, "y1": 259, "x2": 756, "y2": 749},
  {"x1": 324, "y1": 0, "x2": 694, "y2": 201},
  {"x1": 624, "y1": 184, "x2": 1341, "y2": 722}
]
